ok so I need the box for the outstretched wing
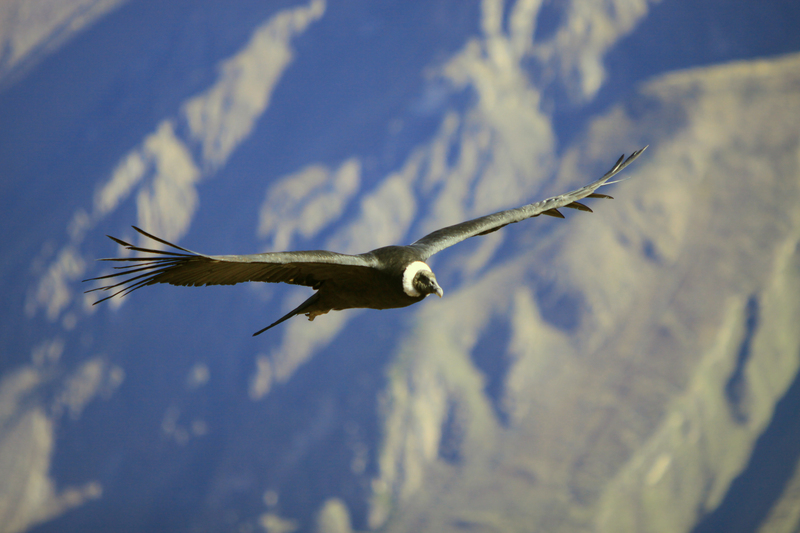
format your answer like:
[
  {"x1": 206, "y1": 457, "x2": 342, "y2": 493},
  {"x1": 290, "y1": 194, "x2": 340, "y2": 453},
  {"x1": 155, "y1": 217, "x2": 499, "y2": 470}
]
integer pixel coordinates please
[
  {"x1": 408, "y1": 147, "x2": 647, "y2": 259},
  {"x1": 85, "y1": 226, "x2": 377, "y2": 304}
]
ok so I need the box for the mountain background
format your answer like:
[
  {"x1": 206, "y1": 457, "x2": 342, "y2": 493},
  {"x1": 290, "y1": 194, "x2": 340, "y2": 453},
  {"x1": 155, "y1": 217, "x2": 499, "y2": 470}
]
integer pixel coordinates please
[{"x1": 2, "y1": 1, "x2": 800, "y2": 532}]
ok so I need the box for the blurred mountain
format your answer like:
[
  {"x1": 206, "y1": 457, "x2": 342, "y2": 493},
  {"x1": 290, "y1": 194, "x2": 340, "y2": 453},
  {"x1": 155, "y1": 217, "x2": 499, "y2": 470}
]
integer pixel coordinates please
[
  {"x1": 1, "y1": 1, "x2": 800, "y2": 533},
  {"x1": 0, "y1": 0, "x2": 127, "y2": 88}
]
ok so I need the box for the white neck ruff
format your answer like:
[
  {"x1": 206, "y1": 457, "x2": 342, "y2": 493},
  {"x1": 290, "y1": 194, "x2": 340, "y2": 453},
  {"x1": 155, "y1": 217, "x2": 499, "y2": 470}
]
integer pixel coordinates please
[{"x1": 402, "y1": 261, "x2": 433, "y2": 297}]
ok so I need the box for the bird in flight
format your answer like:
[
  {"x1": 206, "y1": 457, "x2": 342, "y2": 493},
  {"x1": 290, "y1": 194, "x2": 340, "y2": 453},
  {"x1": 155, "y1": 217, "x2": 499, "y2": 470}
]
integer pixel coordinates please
[{"x1": 86, "y1": 147, "x2": 646, "y2": 335}]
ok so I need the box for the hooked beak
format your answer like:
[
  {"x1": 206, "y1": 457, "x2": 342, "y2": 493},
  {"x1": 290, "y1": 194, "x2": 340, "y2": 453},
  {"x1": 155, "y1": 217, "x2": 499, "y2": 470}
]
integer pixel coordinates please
[{"x1": 432, "y1": 281, "x2": 443, "y2": 298}]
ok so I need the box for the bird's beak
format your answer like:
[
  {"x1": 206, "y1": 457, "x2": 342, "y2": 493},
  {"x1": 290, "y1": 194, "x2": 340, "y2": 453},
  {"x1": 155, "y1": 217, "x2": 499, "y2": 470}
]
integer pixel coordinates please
[{"x1": 433, "y1": 282, "x2": 443, "y2": 298}]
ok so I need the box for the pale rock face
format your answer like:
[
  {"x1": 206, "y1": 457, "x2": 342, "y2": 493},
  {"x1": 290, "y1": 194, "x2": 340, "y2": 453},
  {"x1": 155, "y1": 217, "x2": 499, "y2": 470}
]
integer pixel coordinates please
[
  {"x1": 0, "y1": 0, "x2": 126, "y2": 84},
  {"x1": 2, "y1": 1, "x2": 800, "y2": 532}
]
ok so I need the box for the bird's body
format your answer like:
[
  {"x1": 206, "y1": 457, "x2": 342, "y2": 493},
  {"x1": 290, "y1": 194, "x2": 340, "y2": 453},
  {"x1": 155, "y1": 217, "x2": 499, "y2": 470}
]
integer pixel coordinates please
[
  {"x1": 86, "y1": 147, "x2": 647, "y2": 335},
  {"x1": 265, "y1": 246, "x2": 436, "y2": 334}
]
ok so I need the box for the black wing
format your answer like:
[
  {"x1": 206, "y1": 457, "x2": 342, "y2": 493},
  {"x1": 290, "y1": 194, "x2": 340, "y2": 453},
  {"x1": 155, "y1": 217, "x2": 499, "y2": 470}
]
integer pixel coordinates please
[
  {"x1": 408, "y1": 147, "x2": 647, "y2": 259},
  {"x1": 85, "y1": 226, "x2": 378, "y2": 304}
]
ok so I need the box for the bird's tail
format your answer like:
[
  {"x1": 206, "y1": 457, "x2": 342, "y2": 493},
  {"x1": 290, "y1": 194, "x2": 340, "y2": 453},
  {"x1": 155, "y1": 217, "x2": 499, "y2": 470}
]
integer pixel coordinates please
[{"x1": 253, "y1": 292, "x2": 322, "y2": 336}]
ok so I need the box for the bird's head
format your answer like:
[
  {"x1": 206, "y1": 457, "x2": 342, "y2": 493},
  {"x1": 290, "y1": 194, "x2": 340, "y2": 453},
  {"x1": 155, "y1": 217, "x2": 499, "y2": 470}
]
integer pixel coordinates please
[
  {"x1": 414, "y1": 270, "x2": 443, "y2": 298},
  {"x1": 402, "y1": 261, "x2": 444, "y2": 299}
]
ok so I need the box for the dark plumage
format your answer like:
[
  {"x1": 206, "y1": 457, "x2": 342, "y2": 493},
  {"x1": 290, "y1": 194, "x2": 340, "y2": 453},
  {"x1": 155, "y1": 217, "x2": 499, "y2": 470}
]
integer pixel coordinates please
[{"x1": 85, "y1": 147, "x2": 647, "y2": 335}]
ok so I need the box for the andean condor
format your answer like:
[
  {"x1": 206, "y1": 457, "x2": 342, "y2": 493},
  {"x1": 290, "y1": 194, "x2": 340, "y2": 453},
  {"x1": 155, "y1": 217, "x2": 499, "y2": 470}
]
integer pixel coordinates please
[{"x1": 86, "y1": 147, "x2": 647, "y2": 335}]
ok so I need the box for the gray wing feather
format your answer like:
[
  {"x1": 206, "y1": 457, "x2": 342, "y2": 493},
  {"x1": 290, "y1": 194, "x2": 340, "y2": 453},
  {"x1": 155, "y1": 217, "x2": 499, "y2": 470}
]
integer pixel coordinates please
[
  {"x1": 85, "y1": 226, "x2": 376, "y2": 303},
  {"x1": 409, "y1": 147, "x2": 647, "y2": 259}
]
